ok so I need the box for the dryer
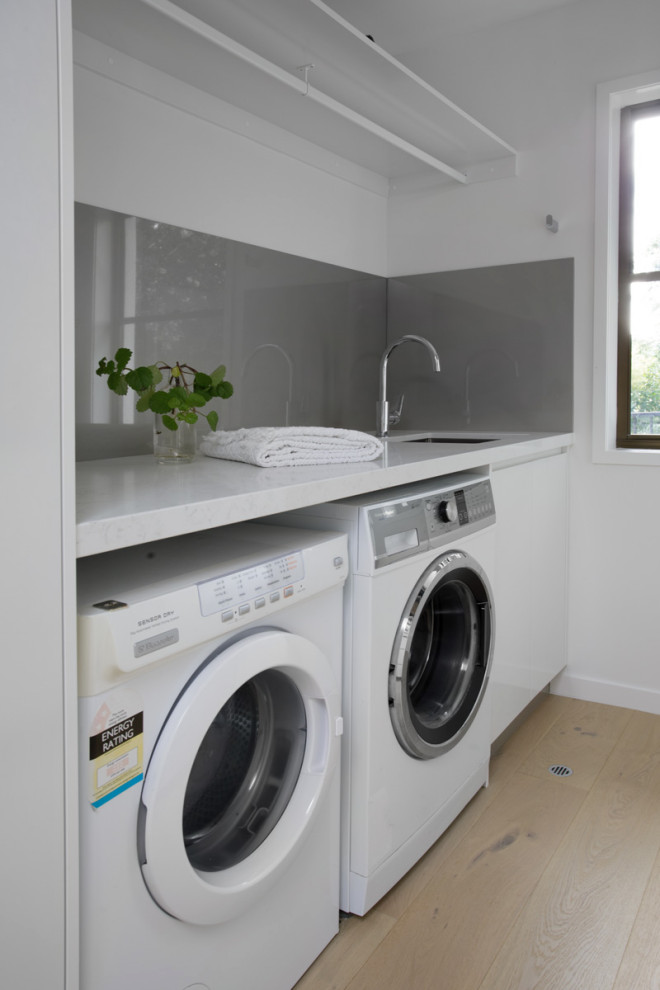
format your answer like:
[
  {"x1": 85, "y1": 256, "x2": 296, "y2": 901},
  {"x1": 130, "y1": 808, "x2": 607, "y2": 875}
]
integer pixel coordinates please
[
  {"x1": 272, "y1": 471, "x2": 496, "y2": 915},
  {"x1": 77, "y1": 522, "x2": 347, "y2": 990}
]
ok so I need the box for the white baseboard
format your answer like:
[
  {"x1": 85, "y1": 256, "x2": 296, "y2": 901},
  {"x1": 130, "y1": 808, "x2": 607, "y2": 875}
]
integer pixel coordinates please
[{"x1": 551, "y1": 671, "x2": 660, "y2": 716}]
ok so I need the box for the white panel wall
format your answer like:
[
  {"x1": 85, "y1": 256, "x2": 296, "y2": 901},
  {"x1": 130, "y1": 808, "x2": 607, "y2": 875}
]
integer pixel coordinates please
[
  {"x1": 389, "y1": 0, "x2": 660, "y2": 713},
  {"x1": 73, "y1": 41, "x2": 389, "y2": 276},
  {"x1": 0, "y1": 1, "x2": 76, "y2": 988}
]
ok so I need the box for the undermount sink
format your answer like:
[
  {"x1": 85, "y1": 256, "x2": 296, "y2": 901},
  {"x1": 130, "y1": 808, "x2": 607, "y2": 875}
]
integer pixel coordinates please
[{"x1": 398, "y1": 436, "x2": 499, "y2": 444}]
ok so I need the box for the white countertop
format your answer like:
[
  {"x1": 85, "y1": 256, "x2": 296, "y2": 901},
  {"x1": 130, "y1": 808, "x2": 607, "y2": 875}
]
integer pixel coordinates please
[{"x1": 76, "y1": 431, "x2": 573, "y2": 557}]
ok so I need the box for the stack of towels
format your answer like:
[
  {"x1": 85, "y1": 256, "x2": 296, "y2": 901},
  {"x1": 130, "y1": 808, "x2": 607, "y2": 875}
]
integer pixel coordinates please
[{"x1": 200, "y1": 427, "x2": 384, "y2": 468}]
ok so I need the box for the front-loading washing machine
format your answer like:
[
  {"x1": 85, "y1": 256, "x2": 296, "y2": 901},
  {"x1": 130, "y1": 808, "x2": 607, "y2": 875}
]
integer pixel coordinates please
[
  {"x1": 271, "y1": 470, "x2": 496, "y2": 915},
  {"x1": 76, "y1": 522, "x2": 347, "y2": 990}
]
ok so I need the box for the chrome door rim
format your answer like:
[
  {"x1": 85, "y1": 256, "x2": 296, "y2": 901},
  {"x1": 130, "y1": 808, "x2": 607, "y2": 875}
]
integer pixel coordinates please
[{"x1": 388, "y1": 550, "x2": 494, "y2": 759}]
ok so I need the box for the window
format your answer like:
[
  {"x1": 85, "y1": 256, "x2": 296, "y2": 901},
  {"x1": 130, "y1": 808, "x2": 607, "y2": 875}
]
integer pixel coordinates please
[
  {"x1": 617, "y1": 100, "x2": 660, "y2": 448},
  {"x1": 593, "y1": 71, "x2": 660, "y2": 464}
]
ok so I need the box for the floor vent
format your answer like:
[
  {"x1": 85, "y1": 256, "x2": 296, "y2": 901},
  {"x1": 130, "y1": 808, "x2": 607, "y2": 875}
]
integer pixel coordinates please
[{"x1": 548, "y1": 764, "x2": 573, "y2": 777}]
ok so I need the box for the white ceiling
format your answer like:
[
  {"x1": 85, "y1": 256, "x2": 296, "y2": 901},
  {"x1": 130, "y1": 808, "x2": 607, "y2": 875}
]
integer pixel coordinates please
[{"x1": 322, "y1": 0, "x2": 582, "y2": 56}]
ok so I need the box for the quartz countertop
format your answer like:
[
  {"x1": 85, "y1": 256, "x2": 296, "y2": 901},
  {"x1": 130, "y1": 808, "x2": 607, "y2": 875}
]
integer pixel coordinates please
[{"x1": 76, "y1": 431, "x2": 573, "y2": 557}]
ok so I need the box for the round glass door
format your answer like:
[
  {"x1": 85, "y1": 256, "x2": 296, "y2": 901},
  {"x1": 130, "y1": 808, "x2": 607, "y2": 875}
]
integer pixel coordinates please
[
  {"x1": 183, "y1": 669, "x2": 306, "y2": 872},
  {"x1": 138, "y1": 629, "x2": 339, "y2": 925},
  {"x1": 389, "y1": 550, "x2": 494, "y2": 760}
]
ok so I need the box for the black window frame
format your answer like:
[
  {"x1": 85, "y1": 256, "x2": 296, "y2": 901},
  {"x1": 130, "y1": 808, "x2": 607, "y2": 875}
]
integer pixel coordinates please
[{"x1": 617, "y1": 98, "x2": 660, "y2": 448}]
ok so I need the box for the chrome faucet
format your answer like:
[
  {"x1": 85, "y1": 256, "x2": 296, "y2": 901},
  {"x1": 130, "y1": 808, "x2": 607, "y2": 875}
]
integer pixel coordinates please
[{"x1": 376, "y1": 334, "x2": 441, "y2": 438}]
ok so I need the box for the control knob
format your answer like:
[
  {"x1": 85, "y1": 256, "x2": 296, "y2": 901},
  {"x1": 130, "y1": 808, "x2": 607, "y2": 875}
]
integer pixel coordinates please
[{"x1": 437, "y1": 498, "x2": 458, "y2": 523}]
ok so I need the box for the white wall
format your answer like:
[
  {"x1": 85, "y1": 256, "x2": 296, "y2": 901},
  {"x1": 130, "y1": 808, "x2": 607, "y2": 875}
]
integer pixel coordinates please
[
  {"x1": 1, "y1": 1, "x2": 76, "y2": 988},
  {"x1": 73, "y1": 34, "x2": 389, "y2": 276},
  {"x1": 389, "y1": 0, "x2": 660, "y2": 713}
]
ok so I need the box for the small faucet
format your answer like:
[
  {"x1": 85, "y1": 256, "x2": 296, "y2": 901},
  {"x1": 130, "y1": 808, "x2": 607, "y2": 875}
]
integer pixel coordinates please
[{"x1": 376, "y1": 334, "x2": 441, "y2": 438}]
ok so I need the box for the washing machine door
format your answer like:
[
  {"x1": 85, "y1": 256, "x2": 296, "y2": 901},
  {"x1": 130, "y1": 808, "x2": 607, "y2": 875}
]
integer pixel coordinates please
[
  {"x1": 389, "y1": 549, "x2": 494, "y2": 760},
  {"x1": 137, "y1": 628, "x2": 340, "y2": 925}
]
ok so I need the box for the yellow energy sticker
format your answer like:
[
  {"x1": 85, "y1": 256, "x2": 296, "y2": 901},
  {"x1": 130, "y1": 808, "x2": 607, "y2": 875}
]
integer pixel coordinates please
[{"x1": 89, "y1": 698, "x2": 144, "y2": 807}]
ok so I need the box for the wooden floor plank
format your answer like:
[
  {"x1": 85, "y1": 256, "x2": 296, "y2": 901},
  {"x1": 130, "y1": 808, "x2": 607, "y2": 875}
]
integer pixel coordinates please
[
  {"x1": 516, "y1": 699, "x2": 632, "y2": 791},
  {"x1": 295, "y1": 911, "x2": 396, "y2": 990},
  {"x1": 343, "y1": 772, "x2": 585, "y2": 990},
  {"x1": 477, "y1": 710, "x2": 660, "y2": 990},
  {"x1": 612, "y1": 841, "x2": 660, "y2": 990}
]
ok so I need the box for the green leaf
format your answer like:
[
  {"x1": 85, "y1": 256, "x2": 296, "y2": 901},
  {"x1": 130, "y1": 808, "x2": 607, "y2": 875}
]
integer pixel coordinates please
[
  {"x1": 135, "y1": 389, "x2": 154, "y2": 413},
  {"x1": 148, "y1": 364, "x2": 163, "y2": 386},
  {"x1": 114, "y1": 347, "x2": 132, "y2": 371},
  {"x1": 214, "y1": 381, "x2": 234, "y2": 399},
  {"x1": 168, "y1": 386, "x2": 188, "y2": 404},
  {"x1": 181, "y1": 411, "x2": 198, "y2": 424},
  {"x1": 107, "y1": 371, "x2": 128, "y2": 395},
  {"x1": 96, "y1": 357, "x2": 114, "y2": 377},
  {"x1": 161, "y1": 414, "x2": 178, "y2": 431},
  {"x1": 149, "y1": 391, "x2": 171, "y2": 413},
  {"x1": 125, "y1": 366, "x2": 155, "y2": 391},
  {"x1": 194, "y1": 372, "x2": 212, "y2": 389},
  {"x1": 206, "y1": 410, "x2": 219, "y2": 432},
  {"x1": 210, "y1": 364, "x2": 227, "y2": 385},
  {"x1": 187, "y1": 391, "x2": 207, "y2": 407}
]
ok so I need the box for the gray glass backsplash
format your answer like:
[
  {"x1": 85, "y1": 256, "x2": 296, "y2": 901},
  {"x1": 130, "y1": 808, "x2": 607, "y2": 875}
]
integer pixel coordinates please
[
  {"x1": 75, "y1": 204, "x2": 573, "y2": 460},
  {"x1": 386, "y1": 260, "x2": 574, "y2": 434},
  {"x1": 75, "y1": 204, "x2": 386, "y2": 460}
]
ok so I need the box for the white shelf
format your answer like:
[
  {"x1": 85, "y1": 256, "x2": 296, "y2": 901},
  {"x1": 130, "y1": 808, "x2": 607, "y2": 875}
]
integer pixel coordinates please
[{"x1": 71, "y1": 0, "x2": 516, "y2": 186}]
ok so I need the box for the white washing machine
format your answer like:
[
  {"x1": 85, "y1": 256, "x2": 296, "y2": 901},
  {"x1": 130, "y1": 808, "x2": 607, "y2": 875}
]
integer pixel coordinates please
[
  {"x1": 272, "y1": 471, "x2": 496, "y2": 915},
  {"x1": 76, "y1": 522, "x2": 347, "y2": 990}
]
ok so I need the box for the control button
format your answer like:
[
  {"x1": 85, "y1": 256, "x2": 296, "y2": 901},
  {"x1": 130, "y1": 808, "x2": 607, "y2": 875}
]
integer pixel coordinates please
[
  {"x1": 333, "y1": 556, "x2": 344, "y2": 568},
  {"x1": 270, "y1": 592, "x2": 280, "y2": 603},
  {"x1": 221, "y1": 609, "x2": 234, "y2": 623},
  {"x1": 283, "y1": 586, "x2": 294, "y2": 598},
  {"x1": 238, "y1": 603, "x2": 250, "y2": 616},
  {"x1": 438, "y1": 499, "x2": 458, "y2": 523},
  {"x1": 255, "y1": 597, "x2": 266, "y2": 609}
]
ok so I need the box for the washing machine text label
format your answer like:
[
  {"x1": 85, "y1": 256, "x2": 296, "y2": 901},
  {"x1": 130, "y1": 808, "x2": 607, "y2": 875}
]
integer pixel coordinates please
[
  {"x1": 90, "y1": 712, "x2": 144, "y2": 757},
  {"x1": 137, "y1": 610, "x2": 175, "y2": 627},
  {"x1": 88, "y1": 691, "x2": 144, "y2": 808},
  {"x1": 134, "y1": 628, "x2": 180, "y2": 659}
]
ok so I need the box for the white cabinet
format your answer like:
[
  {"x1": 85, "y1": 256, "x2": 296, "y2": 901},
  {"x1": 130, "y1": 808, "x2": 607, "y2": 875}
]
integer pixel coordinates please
[
  {"x1": 2, "y1": 1, "x2": 76, "y2": 988},
  {"x1": 490, "y1": 450, "x2": 569, "y2": 742}
]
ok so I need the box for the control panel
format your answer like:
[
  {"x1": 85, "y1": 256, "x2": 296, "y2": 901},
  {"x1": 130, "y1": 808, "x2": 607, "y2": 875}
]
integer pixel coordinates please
[
  {"x1": 367, "y1": 476, "x2": 495, "y2": 568},
  {"x1": 197, "y1": 550, "x2": 305, "y2": 621},
  {"x1": 425, "y1": 479, "x2": 495, "y2": 541}
]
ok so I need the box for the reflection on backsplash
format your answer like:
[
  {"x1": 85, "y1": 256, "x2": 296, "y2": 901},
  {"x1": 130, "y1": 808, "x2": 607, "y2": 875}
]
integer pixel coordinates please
[
  {"x1": 75, "y1": 204, "x2": 386, "y2": 460},
  {"x1": 386, "y1": 260, "x2": 574, "y2": 434},
  {"x1": 75, "y1": 204, "x2": 574, "y2": 461}
]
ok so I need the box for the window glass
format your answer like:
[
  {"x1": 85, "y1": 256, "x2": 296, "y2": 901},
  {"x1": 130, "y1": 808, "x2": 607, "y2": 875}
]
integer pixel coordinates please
[
  {"x1": 617, "y1": 101, "x2": 660, "y2": 447},
  {"x1": 630, "y1": 282, "x2": 660, "y2": 435},
  {"x1": 632, "y1": 115, "x2": 660, "y2": 273}
]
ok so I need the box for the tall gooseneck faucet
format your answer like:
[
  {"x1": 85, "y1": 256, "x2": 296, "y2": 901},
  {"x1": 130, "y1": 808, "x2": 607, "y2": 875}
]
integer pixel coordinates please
[{"x1": 376, "y1": 334, "x2": 441, "y2": 438}]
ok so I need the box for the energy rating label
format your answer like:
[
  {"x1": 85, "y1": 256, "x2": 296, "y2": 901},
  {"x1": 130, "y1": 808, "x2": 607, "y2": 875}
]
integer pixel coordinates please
[{"x1": 87, "y1": 691, "x2": 144, "y2": 808}]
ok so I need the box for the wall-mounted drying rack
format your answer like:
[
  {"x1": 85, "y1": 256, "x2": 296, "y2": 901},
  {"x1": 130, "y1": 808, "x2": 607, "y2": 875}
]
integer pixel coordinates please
[{"x1": 72, "y1": 0, "x2": 517, "y2": 189}]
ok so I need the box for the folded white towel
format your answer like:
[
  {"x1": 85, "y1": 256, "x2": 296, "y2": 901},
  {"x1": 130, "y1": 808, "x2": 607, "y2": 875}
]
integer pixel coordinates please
[{"x1": 200, "y1": 426, "x2": 384, "y2": 467}]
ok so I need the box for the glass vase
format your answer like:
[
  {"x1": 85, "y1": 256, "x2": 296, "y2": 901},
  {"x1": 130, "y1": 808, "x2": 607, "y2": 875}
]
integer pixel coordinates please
[{"x1": 153, "y1": 417, "x2": 197, "y2": 465}]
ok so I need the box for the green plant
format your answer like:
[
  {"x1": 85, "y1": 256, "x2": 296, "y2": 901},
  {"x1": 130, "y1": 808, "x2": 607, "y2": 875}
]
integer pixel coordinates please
[{"x1": 96, "y1": 348, "x2": 233, "y2": 432}]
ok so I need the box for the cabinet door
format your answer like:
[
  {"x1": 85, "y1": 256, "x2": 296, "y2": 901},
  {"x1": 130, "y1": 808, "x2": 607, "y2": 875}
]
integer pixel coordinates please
[
  {"x1": 491, "y1": 460, "x2": 534, "y2": 742},
  {"x1": 530, "y1": 452, "x2": 569, "y2": 693},
  {"x1": 491, "y1": 451, "x2": 569, "y2": 742}
]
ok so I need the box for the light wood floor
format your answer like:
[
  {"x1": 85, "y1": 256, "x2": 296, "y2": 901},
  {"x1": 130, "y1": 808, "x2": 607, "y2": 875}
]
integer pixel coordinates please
[{"x1": 295, "y1": 695, "x2": 660, "y2": 990}]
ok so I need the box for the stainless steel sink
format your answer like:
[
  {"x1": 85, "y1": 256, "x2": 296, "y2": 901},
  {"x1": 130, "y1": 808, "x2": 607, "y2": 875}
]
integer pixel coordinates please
[{"x1": 399, "y1": 436, "x2": 498, "y2": 444}]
